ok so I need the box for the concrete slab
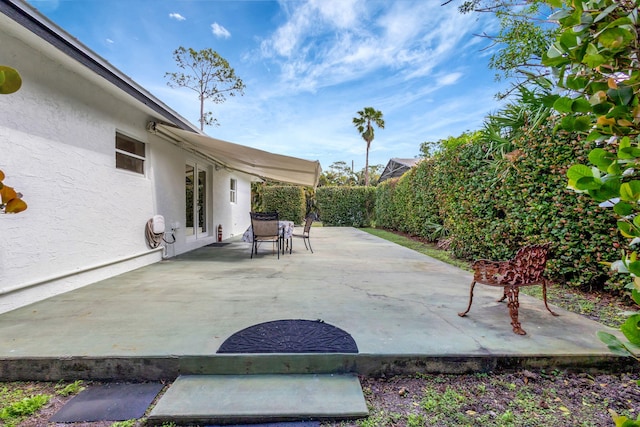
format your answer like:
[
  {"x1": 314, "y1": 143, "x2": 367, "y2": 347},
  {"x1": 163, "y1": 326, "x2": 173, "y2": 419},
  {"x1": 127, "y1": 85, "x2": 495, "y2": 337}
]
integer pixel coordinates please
[
  {"x1": 147, "y1": 374, "x2": 367, "y2": 425},
  {"x1": 0, "y1": 227, "x2": 632, "y2": 380}
]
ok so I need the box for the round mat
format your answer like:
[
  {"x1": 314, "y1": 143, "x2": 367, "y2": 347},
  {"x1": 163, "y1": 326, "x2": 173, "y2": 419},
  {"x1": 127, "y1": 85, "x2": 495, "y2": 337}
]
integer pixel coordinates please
[{"x1": 217, "y1": 319, "x2": 358, "y2": 353}]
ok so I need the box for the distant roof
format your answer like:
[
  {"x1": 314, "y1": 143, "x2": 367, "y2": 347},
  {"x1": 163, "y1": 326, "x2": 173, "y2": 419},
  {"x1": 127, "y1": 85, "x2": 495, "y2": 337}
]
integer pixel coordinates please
[{"x1": 379, "y1": 158, "x2": 421, "y2": 182}]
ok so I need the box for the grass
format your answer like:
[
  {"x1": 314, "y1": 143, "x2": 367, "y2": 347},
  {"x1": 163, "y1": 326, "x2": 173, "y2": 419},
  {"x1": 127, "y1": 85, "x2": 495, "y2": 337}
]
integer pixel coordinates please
[
  {"x1": 0, "y1": 380, "x2": 90, "y2": 426},
  {"x1": 361, "y1": 228, "x2": 471, "y2": 271},
  {"x1": 420, "y1": 386, "x2": 469, "y2": 424},
  {"x1": 55, "y1": 379, "x2": 85, "y2": 396},
  {"x1": 0, "y1": 394, "x2": 50, "y2": 426},
  {"x1": 0, "y1": 383, "x2": 52, "y2": 427}
]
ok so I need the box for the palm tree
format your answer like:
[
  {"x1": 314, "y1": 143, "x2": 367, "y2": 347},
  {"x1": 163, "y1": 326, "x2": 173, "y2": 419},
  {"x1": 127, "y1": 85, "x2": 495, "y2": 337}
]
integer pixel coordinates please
[
  {"x1": 480, "y1": 81, "x2": 554, "y2": 159},
  {"x1": 352, "y1": 107, "x2": 385, "y2": 186}
]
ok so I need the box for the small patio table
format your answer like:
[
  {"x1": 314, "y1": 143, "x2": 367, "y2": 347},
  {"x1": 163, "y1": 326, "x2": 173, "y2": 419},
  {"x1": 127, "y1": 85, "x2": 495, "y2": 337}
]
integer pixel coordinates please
[{"x1": 242, "y1": 220, "x2": 295, "y2": 254}]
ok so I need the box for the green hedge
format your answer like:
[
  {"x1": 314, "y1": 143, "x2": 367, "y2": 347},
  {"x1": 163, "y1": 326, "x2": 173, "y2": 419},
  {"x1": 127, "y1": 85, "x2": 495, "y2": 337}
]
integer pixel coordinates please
[
  {"x1": 261, "y1": 185, "x2": 306, "y2": 225},
  {"x1": 316, "y1": 186, "x2": 376, "y2": 227},
  {"x1": 375, "y1": 122, "x2": 624, "y2": 290},
  {"x1": 375, "y1": 161, "x2": 442, "y2": 238}
]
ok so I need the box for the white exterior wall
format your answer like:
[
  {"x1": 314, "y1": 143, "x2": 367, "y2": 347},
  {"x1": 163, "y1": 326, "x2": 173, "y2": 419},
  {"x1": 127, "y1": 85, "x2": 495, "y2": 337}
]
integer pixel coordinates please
[
  {"x1": 211, "y1": 169, "x2": 253, "y2": 239},
  {"x1": 0, "y1": 20, "x2": 252, "y2": 312},
  {"x1": 149, "y1": 136, "x2": 252, "y2": 258}
]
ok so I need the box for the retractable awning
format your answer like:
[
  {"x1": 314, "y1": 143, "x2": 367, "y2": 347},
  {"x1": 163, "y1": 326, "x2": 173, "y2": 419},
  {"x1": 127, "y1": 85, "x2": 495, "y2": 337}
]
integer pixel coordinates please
[{"x1": 154, "y1": 124, "x2": 322, "y2": 188}]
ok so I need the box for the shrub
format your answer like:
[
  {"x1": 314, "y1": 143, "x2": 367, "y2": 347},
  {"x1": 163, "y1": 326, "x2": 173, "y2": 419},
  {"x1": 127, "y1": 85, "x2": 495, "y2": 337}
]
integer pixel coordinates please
[
  {"x1": 375, "y1": 121, "x2": 624, "y2": 290},
  {"x1": 316, "y1": 186, "x2": 376, "y2": 227},
  {"x1": 261, "y1": 185, "x2": 306, "y2": 225}
]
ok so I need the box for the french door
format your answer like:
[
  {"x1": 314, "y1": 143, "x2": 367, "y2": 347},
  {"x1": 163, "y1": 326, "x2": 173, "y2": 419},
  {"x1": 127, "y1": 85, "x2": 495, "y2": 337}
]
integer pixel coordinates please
[{"x1": 185, "y1": 162, "x2": 208, "y2": 239}]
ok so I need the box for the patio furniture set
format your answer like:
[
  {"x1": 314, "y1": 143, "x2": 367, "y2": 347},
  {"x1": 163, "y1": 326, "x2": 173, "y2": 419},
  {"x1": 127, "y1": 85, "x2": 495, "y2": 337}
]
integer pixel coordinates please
[
  {"x1": 244, "y1": 212, "x2": 314, "y2": 259},
  {"x1": 244, "y1": 217, "x2": 555, "y2": 335}
]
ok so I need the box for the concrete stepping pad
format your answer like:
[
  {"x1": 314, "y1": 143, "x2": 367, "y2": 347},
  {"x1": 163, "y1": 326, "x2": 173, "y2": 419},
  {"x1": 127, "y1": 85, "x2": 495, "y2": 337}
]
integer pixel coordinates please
[{"x1": 148, "y1": 374, "x2": 368, "y2": 425}]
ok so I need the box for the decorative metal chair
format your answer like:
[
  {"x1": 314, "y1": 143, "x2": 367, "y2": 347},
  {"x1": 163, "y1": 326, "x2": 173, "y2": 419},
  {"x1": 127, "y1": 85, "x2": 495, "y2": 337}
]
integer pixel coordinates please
[
  {"x1": 292, "y1": 216, "x2": 314, "y2": 253},
  {"x1": 250, "y1": 211, "x2": 281, "y2": 259},
  {"x1": 458, "y1": 243, "x2": 558, "y2": 335}
]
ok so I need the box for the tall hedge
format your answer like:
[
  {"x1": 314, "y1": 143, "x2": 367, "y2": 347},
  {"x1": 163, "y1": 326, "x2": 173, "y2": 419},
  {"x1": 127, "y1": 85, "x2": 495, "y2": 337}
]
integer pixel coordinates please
[
  {"x1": 261, "y1": 185, "x2": 306, "y2": 225},
  {"x1": 485, "y1": 126, "x2": 623, "y2": 289},
  {"x1": 376, "y1": 160, "x2": 442, "y2": 237},
  {"x1": 375, "y1": 122, "x2": 624, "y2": 290},
  {"x1": 316, "y1": 186, "x2": 376, "y2": 227}
]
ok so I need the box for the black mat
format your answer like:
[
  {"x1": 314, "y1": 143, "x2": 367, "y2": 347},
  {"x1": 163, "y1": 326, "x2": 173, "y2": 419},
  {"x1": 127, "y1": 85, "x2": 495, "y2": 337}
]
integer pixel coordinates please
[
  {"x1": 206, "y1": 242, "x2": 231, "y2": 247},
  {"x1": 49, "y1": 383, "x2": 164, "y2": 422},
  {"x1": 217, "y1": 319, "x2": 358, "y2": 353},
  {"x1": 208, "y1": 423, "x2": 319, "y2": 427}
]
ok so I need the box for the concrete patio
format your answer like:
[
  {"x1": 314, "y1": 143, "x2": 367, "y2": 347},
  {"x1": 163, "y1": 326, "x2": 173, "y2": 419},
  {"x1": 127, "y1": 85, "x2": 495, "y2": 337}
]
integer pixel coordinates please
[{"x1": 0, "y1": 227, "x2": 631, "y2": 381}]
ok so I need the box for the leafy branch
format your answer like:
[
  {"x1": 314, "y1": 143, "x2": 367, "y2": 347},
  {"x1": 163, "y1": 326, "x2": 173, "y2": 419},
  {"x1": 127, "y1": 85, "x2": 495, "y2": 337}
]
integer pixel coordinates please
[{"x1": 544, "y1": 0, "x2": 639, "y2": 378}]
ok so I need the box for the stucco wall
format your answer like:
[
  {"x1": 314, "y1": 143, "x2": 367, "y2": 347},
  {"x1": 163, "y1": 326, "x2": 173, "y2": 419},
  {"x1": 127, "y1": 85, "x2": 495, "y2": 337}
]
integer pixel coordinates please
[
  {"x1": 0, "y1": 29, "x2": 160, "y2": 308},
  {"x1": 149, "y1": 136, "x2": 252, "y2": 257},
  {"x1": 0, "y1": 21, "x2": 252, "y2": 311},
  {"x1": 210, "y1": 169, "x2": 253, "y2": 239}
]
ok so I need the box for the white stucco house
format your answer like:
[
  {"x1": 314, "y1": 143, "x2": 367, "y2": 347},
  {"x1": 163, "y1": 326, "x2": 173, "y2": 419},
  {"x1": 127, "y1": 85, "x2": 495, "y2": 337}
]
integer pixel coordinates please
[{"x1": 0, "y1": 0, "x2": 321, "y2": 313}]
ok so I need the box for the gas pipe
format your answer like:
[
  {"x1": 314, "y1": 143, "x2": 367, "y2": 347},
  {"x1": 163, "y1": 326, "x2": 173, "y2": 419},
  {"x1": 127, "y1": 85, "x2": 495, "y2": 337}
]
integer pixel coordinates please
[{"x1": 217, "y1": 224, "x2": 223, "y2": 242}]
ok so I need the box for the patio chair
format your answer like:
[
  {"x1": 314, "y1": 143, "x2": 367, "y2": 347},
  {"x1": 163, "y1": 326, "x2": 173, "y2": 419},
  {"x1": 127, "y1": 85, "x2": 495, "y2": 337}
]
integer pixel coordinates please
[
  {"x1": 292, "y1": 216, "x2": 314, "y2": 253},
  {"x1": 458, "y1": 243, "x2": 558, "y2": 335},
  {"x1": 250, "y1": 211, "x2": 281, "y2": 259}
]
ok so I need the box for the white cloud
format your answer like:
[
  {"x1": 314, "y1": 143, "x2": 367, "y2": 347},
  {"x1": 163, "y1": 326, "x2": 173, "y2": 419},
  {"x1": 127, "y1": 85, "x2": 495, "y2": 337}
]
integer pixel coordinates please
[
  {"x1": 310, "y1": 0, "x2": 362, "y2": 29},
  {"x1": 437, "y1": 72, "x2": 463, "y2": 86},
  {"x1": 261, "y1": 13, "x2": 309, "y2": 57},
  {"x1": 261, "y1": 0, "x2": 365, "y2": 58},
  {"x1": 211, "y1": 22, "x2": 231, "y2": 39},
  {"x1": 256, "y1": 1, "x2": 492, "y2": 96},
  {"x1": 28, "y1": 0, "x2": 510, "y2": 169},
  {"x1": 152, "y1": 1, "x2": 503, "y2": 166},
  {"x1": 169, "y1": 13, "x2": 186, "y2": 21}
]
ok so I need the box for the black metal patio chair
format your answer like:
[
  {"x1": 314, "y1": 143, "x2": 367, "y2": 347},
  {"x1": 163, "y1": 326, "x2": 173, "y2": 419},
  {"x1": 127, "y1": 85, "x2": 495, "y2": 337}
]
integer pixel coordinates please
[
  {"x1": 292, "y1": 216, "x2": 314, "y2": 253},
  {"x1": 250, "y1": 211, "x2": 281, "y2": 259}
]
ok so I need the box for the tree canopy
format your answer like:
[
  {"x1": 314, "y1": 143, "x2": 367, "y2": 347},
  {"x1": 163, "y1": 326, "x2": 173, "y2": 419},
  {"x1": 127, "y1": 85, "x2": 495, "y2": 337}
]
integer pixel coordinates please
[
  {"x1": 444, "y1": 0, "x2": 559, "y2": 97},
  {"x1": 319, "y1": 161, "x2": 384, "y2": 187},
  {"x1": 165, "y1": 47, "x2": 245, "y2": 130}
]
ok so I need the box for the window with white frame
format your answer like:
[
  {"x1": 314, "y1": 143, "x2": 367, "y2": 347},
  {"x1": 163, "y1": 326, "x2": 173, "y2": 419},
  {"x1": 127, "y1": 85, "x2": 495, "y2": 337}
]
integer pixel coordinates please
[
  {"x1": 230, "y1": 178, "x2": 237, "y2": 203},
  {"x1": 115, "y1": 133, "x2": 145, "y2": 174}
]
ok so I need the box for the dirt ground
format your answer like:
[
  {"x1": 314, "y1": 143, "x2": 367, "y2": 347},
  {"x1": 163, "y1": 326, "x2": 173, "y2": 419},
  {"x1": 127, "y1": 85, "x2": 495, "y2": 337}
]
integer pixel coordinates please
[
  {"x1": 334, "y1": 370, "x2": 640, "y2": 426},
  {"x1": 6, "y1": 368, "x2": 640, "y2": 426}
]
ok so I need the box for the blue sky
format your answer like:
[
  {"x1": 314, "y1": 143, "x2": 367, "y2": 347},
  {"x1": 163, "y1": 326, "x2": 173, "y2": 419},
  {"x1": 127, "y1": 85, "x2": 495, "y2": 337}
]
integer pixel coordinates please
[{"x1": 26, "y1": 0, "x2": 511, "y2": 171}]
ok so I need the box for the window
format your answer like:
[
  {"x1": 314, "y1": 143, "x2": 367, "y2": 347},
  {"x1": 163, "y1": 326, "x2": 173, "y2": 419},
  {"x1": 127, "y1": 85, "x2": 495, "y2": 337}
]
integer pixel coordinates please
[
  {"x1": 116, "y1": 133, "x2": 145, "y2": 174},
  {"x1": 230, "y1": 178, "x2": 237, "y2": 203}
]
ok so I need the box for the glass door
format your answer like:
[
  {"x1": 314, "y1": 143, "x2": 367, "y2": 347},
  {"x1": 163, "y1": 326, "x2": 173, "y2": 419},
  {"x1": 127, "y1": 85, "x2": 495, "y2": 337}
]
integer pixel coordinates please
[
  {"x1": 197, "y1": 168, "x2": 207, "y2": 235},
  {"x1": 185, "y1": 162, "x2": 208, "y2": 238}
]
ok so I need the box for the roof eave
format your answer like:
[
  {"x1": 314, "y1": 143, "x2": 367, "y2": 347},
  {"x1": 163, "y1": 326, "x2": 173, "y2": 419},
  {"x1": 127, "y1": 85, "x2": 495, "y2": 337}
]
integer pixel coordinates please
[{"x1": 0, "y1": 0, "x2": 199, "y2": 133}]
